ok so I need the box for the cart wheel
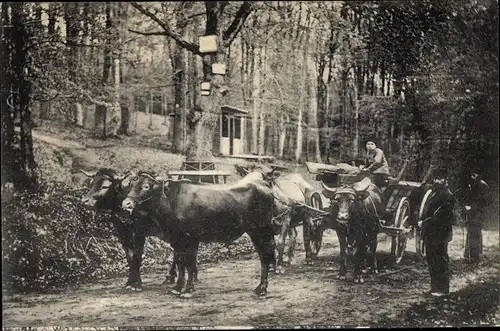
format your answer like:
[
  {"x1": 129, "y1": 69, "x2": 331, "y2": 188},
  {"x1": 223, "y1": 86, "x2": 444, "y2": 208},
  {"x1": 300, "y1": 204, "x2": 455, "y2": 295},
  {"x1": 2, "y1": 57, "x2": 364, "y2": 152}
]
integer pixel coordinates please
[
  {"x1": 416, "y1": 189, "x2": 433, "y2": 259},
  {"x1": 391, "y1": 197, "x2": 411, "y2": 265},
  {"x1": 309, "y1": 191, "x2": 324, "y2": 256}
]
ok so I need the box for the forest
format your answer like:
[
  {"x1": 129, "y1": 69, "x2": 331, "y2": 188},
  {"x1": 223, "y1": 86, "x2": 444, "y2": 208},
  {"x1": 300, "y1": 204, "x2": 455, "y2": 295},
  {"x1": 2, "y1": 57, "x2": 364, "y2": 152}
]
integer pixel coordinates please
[
  {"x1": 2, "y1": 0, "x2": 498, "y2": 190},
  {"x1": 1, "y1": 1, "x2": 499, "y2": 327}
]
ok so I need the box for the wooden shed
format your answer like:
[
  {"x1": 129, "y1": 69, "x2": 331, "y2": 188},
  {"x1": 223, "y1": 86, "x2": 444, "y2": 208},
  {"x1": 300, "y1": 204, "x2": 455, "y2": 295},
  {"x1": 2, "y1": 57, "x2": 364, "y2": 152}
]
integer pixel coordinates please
[{"x1": 213, "y1": 105, "x2": 249, "y2": 156}]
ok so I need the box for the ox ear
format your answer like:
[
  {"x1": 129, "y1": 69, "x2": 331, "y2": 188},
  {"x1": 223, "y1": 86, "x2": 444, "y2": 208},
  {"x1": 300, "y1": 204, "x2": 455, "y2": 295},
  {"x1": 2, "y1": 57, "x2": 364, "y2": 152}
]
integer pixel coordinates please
[
  {"x1": 121, "y1": 171, "x2": 135, "y2": 188},
  {"x1": 80, "y1": 169, "x2": 98, "y2": 178},
  {"x1": 355, "y1": 190, "x2": 370, "y2": 200}
]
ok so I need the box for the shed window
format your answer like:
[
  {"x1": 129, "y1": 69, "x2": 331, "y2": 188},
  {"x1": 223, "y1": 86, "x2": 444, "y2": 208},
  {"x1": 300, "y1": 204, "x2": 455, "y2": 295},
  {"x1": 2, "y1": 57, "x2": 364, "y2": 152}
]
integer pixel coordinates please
[
  {"x1": 234, "y1": 117, "x2": 241, "y2": 139},
  {"x1": 222, "y1": 115, "x2": 229, "y2": 138}
]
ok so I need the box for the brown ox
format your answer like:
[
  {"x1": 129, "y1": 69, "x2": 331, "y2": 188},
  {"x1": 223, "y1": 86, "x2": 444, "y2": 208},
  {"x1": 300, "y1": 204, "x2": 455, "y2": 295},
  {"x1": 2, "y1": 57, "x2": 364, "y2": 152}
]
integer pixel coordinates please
[
  {"x1": 80, "y1": 168, "x2": 197, "y2": 291},
  {"x1": 235, "y1": 164, "x2": 315, "y2": 273},
  {"x1": 321, "y1": 177, "x2": 383, "y2": 283},
  {"x1": 121, "y1": 172, "x2": 276, "y2": 298}
]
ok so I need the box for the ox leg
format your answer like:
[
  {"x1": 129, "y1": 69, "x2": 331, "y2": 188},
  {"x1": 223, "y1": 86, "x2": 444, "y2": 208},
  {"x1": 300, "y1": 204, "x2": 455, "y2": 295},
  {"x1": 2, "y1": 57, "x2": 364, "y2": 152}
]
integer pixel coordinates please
[
  {"x1": 276, "y1": 215, "x2": 291, "y2": 274},
  {"x1": 353, "y1": 243, "x2": 367, "y2": 284},
  {"x1": 303, "y1": 222, "x2": 314, "y2": 265},
  {"x1": 367, "y1": 236, "x2": 379, "y2": 275},
  {"x1": 180, "y1": 244, "x2": 199, "y2": 299},
  {"x1": 164, "y1": 250, "x2": 177, "y2": 284},
  {"x1": 248, "y1": 228, "x2": 276, "y2": 297},
  {"x1": 192, "y1": 248, "x2": 200, "y2": 283},
  {"x1": 286, "y1": 227, "x2": 298, "y2": 266},
  {"x1": 120, "y1": 230, "x2": 145, "y2": 291},
  {"x1": 170, "y1": 251, "x2": 186, "y2": 295},
  {"x1": 336, "y1": 230, "x2": 348, "y2": 280}
]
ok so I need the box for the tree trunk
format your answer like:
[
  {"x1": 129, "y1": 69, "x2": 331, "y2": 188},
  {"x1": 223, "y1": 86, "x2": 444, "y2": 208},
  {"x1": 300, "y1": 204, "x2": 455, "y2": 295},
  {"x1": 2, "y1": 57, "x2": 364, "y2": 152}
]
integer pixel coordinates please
[
  {"x1": 353, "y1": 68, "x2": 359, "y2": 157},
  {"x1": 251, "y1": 47, "x2": 261, "y2": 155},
  {"x1": 1, "y1": 2, "x2": 38, "y2": 190},
  {"x1": 258, "y1": 45, "x2": 267, "y2": 156},
  {"x1": 95, "y1": 3, "x2": 112, "y2": 138},
  {"x1": 307, "y1": 46, "x2": 322, "y2": 163},
  {"x1": 170, "y1": 13, "x2": 187, "y2": 154},
  {"x1": 64, "y1": 3, "x2": 84, "y2": 127},
  {"x1": 117, "y1": 2, "x2": 130, "y2": 135},
  {"x1": 279, "y1": 115, "x2": 287, "y2": 158}
]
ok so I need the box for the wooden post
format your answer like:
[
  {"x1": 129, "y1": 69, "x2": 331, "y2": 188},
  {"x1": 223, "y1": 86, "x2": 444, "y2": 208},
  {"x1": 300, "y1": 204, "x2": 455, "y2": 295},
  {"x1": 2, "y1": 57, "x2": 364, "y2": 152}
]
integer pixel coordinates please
[{"x1": 149, "y1": 90, "x2": 153, "y2": 129}]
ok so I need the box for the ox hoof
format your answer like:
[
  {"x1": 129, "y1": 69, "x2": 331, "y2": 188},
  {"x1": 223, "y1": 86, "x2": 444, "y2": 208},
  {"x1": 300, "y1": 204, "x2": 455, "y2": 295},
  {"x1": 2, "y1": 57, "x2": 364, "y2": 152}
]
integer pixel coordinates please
[
  {"x1": 268, "y1": 264, "x2": 276, "y2": 273},
  {"x1": 170, "y1": 289, "x2": 182, "y2": 296},
  {"x1": 163, "y1": 277, "x2": 176, "y2": 285},
  {"x1": 125, "y1": 284, "x2": 143, "y2": 292},
  {"x1": 354, "y1": 277, "x2": 365, "y2": 284},
  {"x1": 180, "y1": 292, "x2": 194, "y2": 299},
  {"x1": 305, "y1": 259, "x2": 314, "y2": 266},
  {"x1": 337, "y1": 275, "x2": 346, "y2": 280},
  {"x1": 254, "y1": 287, "x2": 267, "y2": 298},
  {"x1": 275, "y1": 266, "x2": 285, "y2": 275}
]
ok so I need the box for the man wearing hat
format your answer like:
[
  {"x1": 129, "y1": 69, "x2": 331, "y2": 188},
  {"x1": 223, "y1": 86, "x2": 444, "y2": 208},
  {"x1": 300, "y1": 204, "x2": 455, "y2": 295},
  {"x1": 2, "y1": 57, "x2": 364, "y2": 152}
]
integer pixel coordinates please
[
  {"x1": 418, "y1": 166, "x2": 456, "y2": 297},
  {"x1": 361, "y1": 139, "x2": 390, "y2": 190},
  {"x1": 465, "y1": 172, "x2": 490, "y2": 263}
]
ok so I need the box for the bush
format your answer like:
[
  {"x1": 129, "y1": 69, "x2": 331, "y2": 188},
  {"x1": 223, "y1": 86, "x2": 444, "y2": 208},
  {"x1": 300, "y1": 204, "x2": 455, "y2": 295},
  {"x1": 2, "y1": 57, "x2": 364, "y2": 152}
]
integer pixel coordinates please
[{"x1": 1, "y1": 182, "x2": 127, "y2": 292}]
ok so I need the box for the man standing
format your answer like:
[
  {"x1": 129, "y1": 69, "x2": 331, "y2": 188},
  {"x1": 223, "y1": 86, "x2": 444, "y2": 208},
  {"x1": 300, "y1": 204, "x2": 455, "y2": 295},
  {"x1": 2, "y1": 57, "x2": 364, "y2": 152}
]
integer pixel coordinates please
[
  {"x1": 464, "y1": 172, "x2": 490, "y2": 263},
  {"x1": 418, "y1": 167, "x2": 456, "y2": 297}
]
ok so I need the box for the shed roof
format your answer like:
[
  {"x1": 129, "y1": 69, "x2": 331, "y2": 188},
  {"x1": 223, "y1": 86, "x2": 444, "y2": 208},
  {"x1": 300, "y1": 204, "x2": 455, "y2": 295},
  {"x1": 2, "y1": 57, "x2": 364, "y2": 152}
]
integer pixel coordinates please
[{"x1": 221, "y1": 105, "x2": 248, "y2": 114}]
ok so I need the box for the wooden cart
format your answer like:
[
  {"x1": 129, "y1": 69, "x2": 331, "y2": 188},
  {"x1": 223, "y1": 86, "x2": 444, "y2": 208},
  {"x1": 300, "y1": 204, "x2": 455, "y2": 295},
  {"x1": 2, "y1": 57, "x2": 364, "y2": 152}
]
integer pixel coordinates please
[{"x1": 303, "y1": 161, "x2": 433, "y2": 264}]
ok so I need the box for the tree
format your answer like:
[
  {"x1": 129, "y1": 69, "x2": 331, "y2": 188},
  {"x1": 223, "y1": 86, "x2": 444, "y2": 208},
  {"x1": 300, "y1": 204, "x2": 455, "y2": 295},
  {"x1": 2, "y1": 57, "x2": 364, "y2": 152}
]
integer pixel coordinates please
[
  {"x1": 1, "y1": 2, "x2": 38, "y2": 190},
  {"x1": 130, "y1": 1, "x2": 254, "y2": 159}
]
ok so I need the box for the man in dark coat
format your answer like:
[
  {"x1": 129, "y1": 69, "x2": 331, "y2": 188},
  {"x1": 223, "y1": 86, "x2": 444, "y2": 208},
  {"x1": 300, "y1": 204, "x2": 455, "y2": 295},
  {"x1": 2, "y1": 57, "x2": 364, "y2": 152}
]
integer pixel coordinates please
[
  {"x1": 418, "y1": 166, "x2": 456, "y2": 297},
  {"x1": 464, "y1": 172, "x2": 490, "y2": 263}
]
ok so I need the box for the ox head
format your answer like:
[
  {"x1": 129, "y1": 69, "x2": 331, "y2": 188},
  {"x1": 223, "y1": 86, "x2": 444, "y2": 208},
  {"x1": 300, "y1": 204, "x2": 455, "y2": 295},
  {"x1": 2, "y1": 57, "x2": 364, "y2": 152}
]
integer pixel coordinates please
[
  {"x1": 121, "y1": 172, "x2": 167, "y2": 214},
  {"x1": 80, "y1": 168, "x2": 132, "y2": 211},
  {"x1": 238, "y1": 164, "x2": 282, "y2": 186},
  {"x1": 321, "y1": 182, "x2": 370, "y2": 226}
]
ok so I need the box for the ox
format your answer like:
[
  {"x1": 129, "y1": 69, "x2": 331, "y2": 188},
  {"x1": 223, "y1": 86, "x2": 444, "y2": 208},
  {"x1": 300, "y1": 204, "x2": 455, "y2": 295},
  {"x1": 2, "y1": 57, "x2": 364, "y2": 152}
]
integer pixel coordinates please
[
  {"x1": 121, "y1": 172, "x2": 276, "y2": 298},
  {"x1": 235, "y1": 164, "x2": 315, "y2": 273},
  {"x1": 80, "y1": 168, "x2": 198, "y2": 291},
  {"x1": 320, "y1": 177, "x2": 382, "y2": 283}
]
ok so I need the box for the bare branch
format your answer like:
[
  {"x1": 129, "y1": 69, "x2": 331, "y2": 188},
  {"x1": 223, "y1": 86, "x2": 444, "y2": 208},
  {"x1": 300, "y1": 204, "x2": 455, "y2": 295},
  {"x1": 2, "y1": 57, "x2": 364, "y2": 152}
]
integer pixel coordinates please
[
  {"x1": 223, "y1": 1, "x2": 254, "y2": 48},
  {"x1": 130, "y1": 2, "x2": 201, "y2": 55},
  {"x1": 128, "y1": 28, "x2": 168, "y2": 37},
  {"x1": 186, "y1": 12, "x2": 206, "y2": 20}
]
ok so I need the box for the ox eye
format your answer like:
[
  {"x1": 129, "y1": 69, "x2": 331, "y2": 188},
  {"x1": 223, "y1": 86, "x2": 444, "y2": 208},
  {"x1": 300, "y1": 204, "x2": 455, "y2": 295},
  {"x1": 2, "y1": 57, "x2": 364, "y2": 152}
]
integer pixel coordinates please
[
  {"x1": 142, "y1": 184, "x2": 150, "y2": 190},
  {"x1": 133, "y1": 176, "x2": 138, "y2": 181},
  {"x1": 101, "y1": 185, "x2": 110, "y2": 189}
]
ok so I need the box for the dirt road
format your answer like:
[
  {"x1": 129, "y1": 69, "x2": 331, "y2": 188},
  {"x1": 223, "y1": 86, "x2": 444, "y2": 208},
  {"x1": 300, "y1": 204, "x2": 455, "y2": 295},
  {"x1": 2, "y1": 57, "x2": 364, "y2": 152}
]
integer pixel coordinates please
[{"x1": 3, "y1": 228, "x2": 498, "y2": 328}]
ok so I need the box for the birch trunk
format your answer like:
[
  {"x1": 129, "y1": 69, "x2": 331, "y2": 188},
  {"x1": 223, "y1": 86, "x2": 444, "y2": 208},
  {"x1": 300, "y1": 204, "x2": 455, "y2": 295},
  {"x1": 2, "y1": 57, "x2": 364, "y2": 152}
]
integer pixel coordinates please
[
  {"x1": 353, "y1": 69, "x2": 359, "y2": 157},
  {"x1": 258, "y1": 45, "x2": 267, "y2": 156},
  {"x1": 279, "y1": 115, "x2": 286, "y2": 158},
  {"x1": 307, "y1": 50, "x2": 322, "y2": 163},
  {"x1": 251, "y1": 48, "x2": 261, "y2": 154}
]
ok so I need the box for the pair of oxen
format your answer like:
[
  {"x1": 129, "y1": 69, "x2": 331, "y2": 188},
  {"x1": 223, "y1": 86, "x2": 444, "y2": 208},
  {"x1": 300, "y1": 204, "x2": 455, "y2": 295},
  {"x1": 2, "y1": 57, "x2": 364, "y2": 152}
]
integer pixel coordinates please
[{"x1": 80, "y1": 165, "x2": 382, "y2": 298}]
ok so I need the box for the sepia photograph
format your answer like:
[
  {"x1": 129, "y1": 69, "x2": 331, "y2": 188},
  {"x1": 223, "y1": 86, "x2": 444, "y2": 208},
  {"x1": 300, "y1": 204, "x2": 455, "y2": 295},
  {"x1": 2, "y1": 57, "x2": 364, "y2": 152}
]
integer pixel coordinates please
[{"x1": 1, "y1": 1, "x2": 499, "y2": 329}]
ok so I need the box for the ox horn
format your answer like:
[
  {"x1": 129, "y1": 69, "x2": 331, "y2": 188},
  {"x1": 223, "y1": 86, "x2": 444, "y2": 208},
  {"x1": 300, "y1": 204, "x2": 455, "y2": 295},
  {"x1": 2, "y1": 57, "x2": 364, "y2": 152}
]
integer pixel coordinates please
[
  {"x1": 115, "y1": 171, "x2": 132, "y2": 182},
  {"x1": 321, "y1": 181, "x2": 337, "y2": 193},
  {"x1": 80, "y1": 169, "x2": 98, "y2": 177},
  {"x1": 6, "y1": 94, "x2": 15, "y2": 109},
  {"x1": 138, "y1": 172, "x2": 161, "y2": 183}
]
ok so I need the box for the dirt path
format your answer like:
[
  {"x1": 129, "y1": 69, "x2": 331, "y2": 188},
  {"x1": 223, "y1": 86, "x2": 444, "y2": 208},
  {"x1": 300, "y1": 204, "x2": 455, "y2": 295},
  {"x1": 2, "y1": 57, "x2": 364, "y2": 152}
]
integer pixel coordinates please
[{"x1": 3, "y1": 229, "x2": 498, "y2": 328}]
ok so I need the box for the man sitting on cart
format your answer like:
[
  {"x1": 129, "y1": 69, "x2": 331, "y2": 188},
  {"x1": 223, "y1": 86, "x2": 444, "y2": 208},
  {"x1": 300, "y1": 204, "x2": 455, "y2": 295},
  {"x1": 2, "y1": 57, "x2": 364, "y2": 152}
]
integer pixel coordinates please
[{"x1": 360, "y1": 138, "x2": 391, "y2": 190}]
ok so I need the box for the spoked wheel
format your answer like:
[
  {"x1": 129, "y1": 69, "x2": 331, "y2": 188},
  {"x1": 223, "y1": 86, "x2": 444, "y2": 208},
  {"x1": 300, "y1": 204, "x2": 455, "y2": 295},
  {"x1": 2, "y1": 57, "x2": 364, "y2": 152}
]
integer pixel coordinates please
[
  {"x1": 391, "y1": 197, "x2": 411, "y2": 265},
  {"x1": 308, "y1": 191, "x2": 324, "y2": 257},
  {"x1": 416, "y1": 189, "x2": 433, "y2": 259}
]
